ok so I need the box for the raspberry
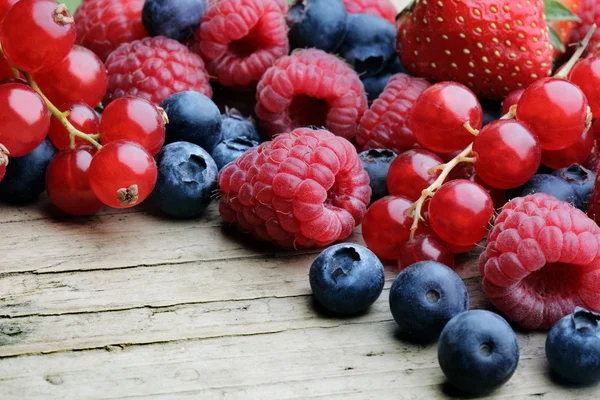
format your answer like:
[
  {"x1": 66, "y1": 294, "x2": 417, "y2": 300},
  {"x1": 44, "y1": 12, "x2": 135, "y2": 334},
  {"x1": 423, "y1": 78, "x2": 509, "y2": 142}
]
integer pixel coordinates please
[
  {"x1": 480, "y1": 193, "x2": 600, "y2": 330},
  {"x1": 192, "y1": 0, "x2": 289, "y2": 89},
  {"x1": 356, "y1": 73, "x2": 430, "y2": 153},
  {"x1": 571, "y1": 0, "x2": 600, "y2": 55},
  {"x1": 341, "y1": 0, "x2": 398, "y2": 24},
  {"x1": 74, "y1": 0, "x2": 149, "y2": 62},
  {"x1": 255, "y1": 49, "x2": 368, "y2": 141},
  {"x1": 218, "y1": 128, "x2": 371, "y2": 248},
  {"x1": 104, "y1": 36, "x2": 212, "y2": 105}
]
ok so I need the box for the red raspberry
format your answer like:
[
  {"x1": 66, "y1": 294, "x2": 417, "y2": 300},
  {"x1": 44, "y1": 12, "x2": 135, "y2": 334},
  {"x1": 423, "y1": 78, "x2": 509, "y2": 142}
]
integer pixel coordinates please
[
  {"x1": 480, "y1": 193, "x2": 600, "y2": 330},
  {"x1": 356, "y1": 73, "x2": 430, "y2": 153},
  {"x1": 256, "y1": 49, "x2": 368, "y2": 141},
  {"x1": 572, "y1": 0, "x2": 600, "y2": 55},
  {"x1": 74, "y1": 0, "x2": 149, "y2": 62},
  {"x1": 104, "y1": 36, "x2": 212, "y2": 105},
  {"x1": 192, "y1": 0, "x2": 289, "y2": 89},
  {"x1": 218, "y1": 128, "x2": 371, "y2": 248},
  {"x1": 341, "y1": 0, "x2": 398, "y2": 24}
]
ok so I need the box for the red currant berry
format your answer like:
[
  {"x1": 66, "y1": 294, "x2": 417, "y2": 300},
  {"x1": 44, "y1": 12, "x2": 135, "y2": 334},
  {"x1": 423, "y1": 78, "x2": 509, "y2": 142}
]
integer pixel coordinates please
[
  {"x1": 88, "y1": 140, "x2": 157, "y2": 208},
  {"x1": 542, "y1": 128, "x2": 594, "y2": 169},
  {"x1": 0, "y1": 56, "x2": 14, "y2": 80},
  {"x1": 428, "y1": 180, "x2": 493, "y2": 247},
  {"x1": 501, "y1": 89, "x2": 524, "y2": 115},
  {"x1": 0, "y1": 0, "x2": 76, "y2": 73},
  {"x1": 46, "y1": 146, "x2": 104, "y2": 215},
  {"x1": 472, "y1": 120, "x2": 541, "y2": 189},
  {"x1": 48, "y1": 102, "x2": 99, "y2": 150},
  {"x1": 516, "y1": 77, "x2": 589, "y2": 150},
  {"x1": 0, "y1": 82, "x2": 50, "y2": 156},
  {"x1": 362, "y1": 195, "x2": 428, "y2": 261},
  {"x1": 0, "y1": 0, "x2": 18, "y2": 24},
  {"x1": 568, "y1": 56, "x2": 600, "y2": 117},
  {"x1": 33, "y1": 45, "x2": 107, "y2": 108},
  {"x1": 100, "y1": 96, "x2": 166, "y2": 156},
  {"x1": 398, "y1": 234, "x2": 454, "y2": 270},
  {"x1": 409, "y1": 82, "x2": 482, "y2": 153},
  {"x1": 387, "y1": 149, "x2": 443, "y2": 201}
]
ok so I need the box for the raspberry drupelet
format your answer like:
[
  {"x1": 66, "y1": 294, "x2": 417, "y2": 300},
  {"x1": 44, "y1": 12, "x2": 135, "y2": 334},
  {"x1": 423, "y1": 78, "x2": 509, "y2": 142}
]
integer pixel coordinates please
[{"x1": 218, "y1": 128, "x2": 371, "y2": 249}]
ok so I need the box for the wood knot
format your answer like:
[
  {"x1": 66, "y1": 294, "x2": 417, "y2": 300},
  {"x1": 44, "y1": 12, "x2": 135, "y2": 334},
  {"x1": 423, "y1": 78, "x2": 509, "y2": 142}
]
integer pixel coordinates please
[
  {"x1": 54, "y1": 4, "x2": 74, "y2": 25},
  {"x1": 117, "y1": 184, "x2": 139, "y2": 206}
]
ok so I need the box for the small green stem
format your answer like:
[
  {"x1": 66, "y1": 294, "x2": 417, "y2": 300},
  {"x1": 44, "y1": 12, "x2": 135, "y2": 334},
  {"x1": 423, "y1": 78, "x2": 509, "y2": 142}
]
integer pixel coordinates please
[{"x1": 555, "y1": 24, "x2": 597, "y2": 79}]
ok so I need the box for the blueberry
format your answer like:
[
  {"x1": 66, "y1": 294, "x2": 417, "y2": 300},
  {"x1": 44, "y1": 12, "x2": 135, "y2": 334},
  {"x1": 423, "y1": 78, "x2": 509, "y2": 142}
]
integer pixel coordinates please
[
  {"x1": 211, "y1": 137, "x2": 259, "y2": 170},
  {"x1": 220, "y1": 110, "x2": 261, "y2": 142},
  {"x1": 552, "y1": 164, "x2": 596, "y2": 210},
  {"x1": 142, "y1": 0, "x2": 206, "y2": 41},
  {"x1": 389, "y1": 261, "x2": 469, "y2": 342},
  {"x1": 160, "y1": 91, "x2": 222, "y2": 152},
  {"x1": 309, "y1": 243, "x2": 385, "y2": 314},
  {"x1": 438, "y1": 310, "x2": 520, "y2": 394},
  {"x1": 0, "y1": 139, "x2": 56, "y2": 204},
  {"x1": 546, "y1": 308, "x2": 600, "y2": 385},
  {"x1": 359, "y1": 149, "x2": 397, "y2": 203},
  {"x1": 361, "y1": 59, "x2": 404, "y2": 103},
  {"x1": 338, "y1": 14, "x2": 397, "y2": 77},
  {"x1": 288, "y1": 0, "x2": 347, "y2": 53},
  {"x1": 521, "y1": 174, "x2": 582, "y2": 209},
  {"x1": 153, "y1": 142, "x2": 218, "y2": 218}
]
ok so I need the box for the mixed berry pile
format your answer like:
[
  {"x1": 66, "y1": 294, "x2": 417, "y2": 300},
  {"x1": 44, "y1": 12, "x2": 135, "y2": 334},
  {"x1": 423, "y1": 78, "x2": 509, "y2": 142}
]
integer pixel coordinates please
[{"x1": 2, "y1": 0, "x2": 600, "y2": 394}]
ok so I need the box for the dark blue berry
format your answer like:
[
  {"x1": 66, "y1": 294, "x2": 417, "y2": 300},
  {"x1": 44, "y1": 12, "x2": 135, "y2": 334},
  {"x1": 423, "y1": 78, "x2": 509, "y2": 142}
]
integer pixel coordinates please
[
  {"x1": 438, "y1": 310, "x2": 520, "y2": 394},
  {"x1": 142, "y1": 0, "x2": 206, "y2": 41},
  {"x1": 309, "y1": 243, "x2": 385, "y2": 314},
  {"x1": 361, "y1": 59, "x2": 404, "y2": 102},
  {"x1": 389, "y1": 261, "x2": 469, "y2": 342},
  {"x1": 338, "y1": 14, "x2": 397, "y2": 77},
  {"x1": 153, "y1": 142, "x2": 218, "y2": 218},
  {"x1": 160, "y1": 91, "x2": 222, "y2": 152},
  {"x1": 546, "y1": 308, "x2": 600, "y2": 385},
  {"x1": 220, "y1": 110, "x2": 261, "y2": 142},
  {"x1": 552, "y1": 164, "x2": 596, "y2": 210},
  {"x1": 0, "y1": 139, "x2": 56, "y2": 204},
  {"x1": 211, "y1": 137, "x2": 259, "y2": 170},
  {"x1": 480, "y1": 98, "x2": 502, "y2": 127},
  {"x1": 359, "y1": 149, "x2": 397, "y2": 203},
  {"x1": 521, "y1": 174, "x2": 582, "y2": 209},
  {"x1": 288, "y1": 0, "x2": 347, "y2": 53}
]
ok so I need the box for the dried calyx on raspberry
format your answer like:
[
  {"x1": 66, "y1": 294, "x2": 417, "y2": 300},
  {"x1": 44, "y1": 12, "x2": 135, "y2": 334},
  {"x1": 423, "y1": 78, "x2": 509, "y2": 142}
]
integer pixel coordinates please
[
  {"x1": 480, "y1": 193, "x2": 600, "y2": 330},
  {"x1": 255, "y1": 49, "x2": 368, "y2": 141},
  {"x1": 218, "y1": 128, "x2": 372, "y2": 249}
]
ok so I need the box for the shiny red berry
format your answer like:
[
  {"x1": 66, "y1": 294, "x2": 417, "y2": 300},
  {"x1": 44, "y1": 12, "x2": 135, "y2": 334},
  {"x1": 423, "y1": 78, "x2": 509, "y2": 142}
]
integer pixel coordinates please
[
  {"x1": 517, "y1": 78, "x2": 589, "y2": 150},
  {"x1": 398, "y1": 234, "x2": 454, "y2": 270},
  {"x1": 0, "y1": 56, "x2": 14, "y2": 80},
  {"x1": 88, "y1": 140, "x2": 157, "y2": 208},
  {"x1": 48, "y1": 102, "x2": 99, "y2": 150},
  {"x1": 33, "y1": 45, "x2": 107, "y2": 108},
  {"x1": 473, "y1": 120, "x2": 541, "y2": 189},
  {"x1": 0, "y1": 82, "x2": 50, "y2": 156},
  {"x1": 100, "y1": 96, "x2": 166, "y2": 156},
  {"x1": 387, "y1": 149, "x2": 443, "y2": 201},
  {"x1": 0, "y1": 0, "x2": 18, "y2": 24},
  {"x1": 501, "y1": 89, "x2": 524, "y2": 115},
  {"x1": 569, "y1": 56, "x2": 600, "y2": 117},
  {"x1": 409, "y1": 82, "x2": 482, "y2": 153},
  {"x1": 428, "y1": 180, "x2": 493, "y2": 247},
  {"x1": 0, "y1": 0, "x2": 76, "y2": 73},
  {"x1": 46, "y1": 146, "x2": 104, "y2": 215},
  {"x1": 542, "y1": 128, "x2": 594, "y2": 169}
]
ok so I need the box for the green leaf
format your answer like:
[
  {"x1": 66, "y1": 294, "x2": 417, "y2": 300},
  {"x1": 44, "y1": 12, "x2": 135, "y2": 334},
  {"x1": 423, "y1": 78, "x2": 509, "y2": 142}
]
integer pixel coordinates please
[
  {"x1": 548, "y1": 26, "x2": 566, "y2": 53},
  {"x1": 544, "y1": 0, "x2": 580, "y2": 22}
]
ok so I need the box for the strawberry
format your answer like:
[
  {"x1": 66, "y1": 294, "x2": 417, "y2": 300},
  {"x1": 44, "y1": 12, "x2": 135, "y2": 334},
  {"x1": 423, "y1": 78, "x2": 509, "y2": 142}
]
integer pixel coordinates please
[{"x1": 397, "y1": 0, "x2": 575, "y2": 99}]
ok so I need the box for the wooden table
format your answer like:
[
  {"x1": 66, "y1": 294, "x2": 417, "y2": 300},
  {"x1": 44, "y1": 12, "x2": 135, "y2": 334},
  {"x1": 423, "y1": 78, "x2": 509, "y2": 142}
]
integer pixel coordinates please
[{"x1": 0, "y1": 198, "x2": 597, "y2": 399}]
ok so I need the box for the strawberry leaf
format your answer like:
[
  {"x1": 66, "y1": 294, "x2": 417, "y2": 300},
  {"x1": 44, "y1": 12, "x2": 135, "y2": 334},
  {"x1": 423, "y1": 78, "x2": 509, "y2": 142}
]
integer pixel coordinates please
[
  {"x1": 544, "y1": 0, "x2": 580, "y2": 22},
  {"x1": 548, "y1": 26, "x2": 566, "y2": 53}
]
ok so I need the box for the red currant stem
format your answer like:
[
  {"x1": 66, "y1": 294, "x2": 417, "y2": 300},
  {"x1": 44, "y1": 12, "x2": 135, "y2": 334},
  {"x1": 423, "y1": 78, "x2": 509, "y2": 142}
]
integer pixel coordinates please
[
  {"x1": 463, "y1": 121, "x2": 480, "y2": 136},
  {"x1": 502, "y1": 107, "x2": 516, "y2": 119},
  {"x1": 408, "y1": 143, "x2": 474, "y2": 240},
  {"x1": 555, "y1": 24, "x2": 596, "y2": 80}
]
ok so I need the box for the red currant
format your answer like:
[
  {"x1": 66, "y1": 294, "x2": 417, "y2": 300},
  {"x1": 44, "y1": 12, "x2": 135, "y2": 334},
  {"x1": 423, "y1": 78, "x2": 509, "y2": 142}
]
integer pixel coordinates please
[
  {"x1": 428, "y1": 180, "x2": 493, "y2": 247},
  {"x1": 0, "y1": 56, "x2": 14, "y2": 79},
  {"x1": 409, "y1": 82, "x2": 482, "y2": 153},
  {"x1": 0, "y1": 0, "x2": 76, "y2": 73},
  {"x1": 501, "y1": 89, "x2": 524, "y2": 115},
  {"x1": 362, "y1": 195, "x2": 428, "y2": 261},
  {"x1": 48, "y1": 102, "x2": 99, "y2": 150},
  {"x1": 472, "y1": 120, "x2": 541, "y2": 189},
  {"x1": 447, "y1": 163, "x2": 506, "y2": 209},
  {"x1": 46, "y1": 146, "x2": 104, "y2": 215},
  {"x1": 516, "y1": 78, "x2": 589, "y2": 150},
  {"x1": 387, "y1": 149, "x2": 443, "y2": 201},
  {"x1": 568, "y1": 56, "x2": 600, "y2": 117},
  {"x1": 33, "y1": 45, "x2": 107, "y2": 108},
  {"x1": 542, "y1": 128, "x2": 594, "y2": 169},
  {"x1": 100, "y1": 96, "x2": 166, "y2": 156},
  {"x1": 0, "y1": 0, "x2": 18, "y2": 24},
  {"x1": 0, "y1": 82, "x2": 50, "y2": 156},
  {"x1": 88, "y1": 140, "x2": 157, "y2": 209},
  {"x1": 398, "y1": 234, "x2": 454, "y2": 270}
]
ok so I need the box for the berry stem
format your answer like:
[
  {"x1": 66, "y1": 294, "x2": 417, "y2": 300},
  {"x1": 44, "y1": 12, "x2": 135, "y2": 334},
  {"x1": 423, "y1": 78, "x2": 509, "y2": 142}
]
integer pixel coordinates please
[{"x1": 555, "y1": 24, "x2": 597, "y2": 79}]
